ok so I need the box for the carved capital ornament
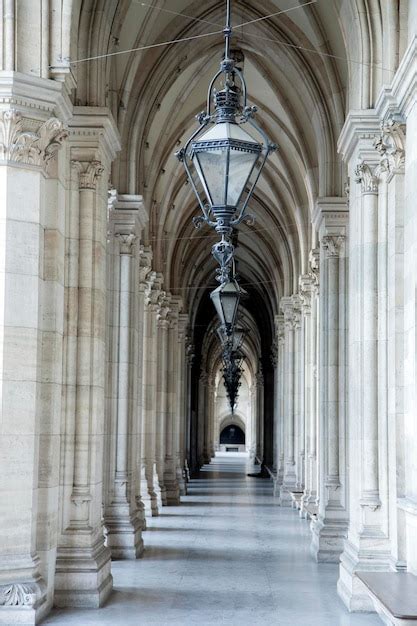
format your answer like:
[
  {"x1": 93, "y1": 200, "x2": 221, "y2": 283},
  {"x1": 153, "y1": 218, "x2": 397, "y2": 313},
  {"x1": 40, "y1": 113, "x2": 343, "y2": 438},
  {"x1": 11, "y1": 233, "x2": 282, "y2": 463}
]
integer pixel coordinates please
[{"x1": 0, "y1": 109, "x2": 67, "y2": 170}]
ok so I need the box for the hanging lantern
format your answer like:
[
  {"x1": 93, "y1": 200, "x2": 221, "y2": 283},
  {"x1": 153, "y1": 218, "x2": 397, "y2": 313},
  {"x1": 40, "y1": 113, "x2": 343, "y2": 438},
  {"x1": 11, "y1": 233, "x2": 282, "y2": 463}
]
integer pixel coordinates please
[
  {"x1": 210, "y1": 279, "x2": 242, "y2": 334},
  {"x1": 175, "y1": 0, "x2": 276, "y2": 238}
]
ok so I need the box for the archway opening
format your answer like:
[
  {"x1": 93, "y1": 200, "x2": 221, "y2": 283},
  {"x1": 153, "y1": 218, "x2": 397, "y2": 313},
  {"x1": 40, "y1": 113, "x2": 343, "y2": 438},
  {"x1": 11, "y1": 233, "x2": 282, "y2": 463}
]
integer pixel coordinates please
[{"x1": 220, "y1": 424, "x2": 246, "y2": 452}]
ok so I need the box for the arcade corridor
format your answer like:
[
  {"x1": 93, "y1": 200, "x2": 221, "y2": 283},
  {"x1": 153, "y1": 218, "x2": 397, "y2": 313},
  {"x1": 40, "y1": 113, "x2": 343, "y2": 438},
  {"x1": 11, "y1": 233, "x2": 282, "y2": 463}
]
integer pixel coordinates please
[{"x1": 45, "y1": 455, "x2": 380, "y2": 626}]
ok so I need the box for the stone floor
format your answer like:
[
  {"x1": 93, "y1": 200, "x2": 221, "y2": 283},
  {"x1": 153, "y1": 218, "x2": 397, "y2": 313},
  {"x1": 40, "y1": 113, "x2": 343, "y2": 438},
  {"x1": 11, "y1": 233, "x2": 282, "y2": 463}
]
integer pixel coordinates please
[{"x1": 45, "y1": 454, "x2": 382, "y2": 626}]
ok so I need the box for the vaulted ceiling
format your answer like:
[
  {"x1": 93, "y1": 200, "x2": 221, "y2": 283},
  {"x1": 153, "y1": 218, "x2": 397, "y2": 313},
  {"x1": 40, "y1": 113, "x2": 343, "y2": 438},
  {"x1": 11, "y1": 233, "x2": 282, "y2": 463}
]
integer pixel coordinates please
[{"x1": 65, "y1": 0, "x2": 406, "y2": 335}]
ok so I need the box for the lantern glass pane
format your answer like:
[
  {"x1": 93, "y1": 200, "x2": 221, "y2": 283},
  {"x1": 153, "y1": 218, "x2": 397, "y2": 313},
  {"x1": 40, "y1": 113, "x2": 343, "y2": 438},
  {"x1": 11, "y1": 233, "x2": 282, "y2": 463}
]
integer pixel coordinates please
[
  {"x1": 221, "y1": 293, "x2": 239, "y2": 327},
  {"x1": 193, "y1": 149, "x2": 227, "y2": 205},
  {"x1": 227, "y1": 149, "x2": 258, "y2": 206}
]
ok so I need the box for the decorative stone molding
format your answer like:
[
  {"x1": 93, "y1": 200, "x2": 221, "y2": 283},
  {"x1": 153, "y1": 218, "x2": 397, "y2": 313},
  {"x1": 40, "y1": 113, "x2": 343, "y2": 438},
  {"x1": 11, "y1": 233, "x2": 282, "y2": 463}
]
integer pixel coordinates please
[
  {"x1": 344, "y1": 180, "x2": 350, "y2": 204},
  {"x1": 299, "y1": 274, "x2": 316, "y2": 314},
  {"x1": 0, "y1": 109, "x2": 67, "y2": 169},
  {"x1": 0, "y1": 583, "x2": 40, "y2": 607},
  {"x1": 139, "y1": 245, "x2": 153, "y2": 287},
  {"x1": 355, "y1": 161, "x2": 379, "y2": 194},
  {"x1": 374, "y1": 118, "x2": 406, "y2": 174},
  {"x1": 309, "y1": 248, "x2": 320, "y2": 290},
  {"x1": 321, "y1": 235, "x2": 345, "y2": 258}
]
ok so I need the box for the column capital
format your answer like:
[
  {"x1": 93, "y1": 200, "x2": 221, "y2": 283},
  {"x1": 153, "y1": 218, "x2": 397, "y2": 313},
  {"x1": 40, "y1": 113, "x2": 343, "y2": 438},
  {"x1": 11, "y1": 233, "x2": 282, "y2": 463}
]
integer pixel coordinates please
[
  {"x1": 139, "y1": 246, "x2": 153, "y2": 286},
  {"x1": 145, "y1": 271, "x2": 162, "y2": 308},
  {"x1": 0, "y1": 108, "x2": 67, "y2": 172},
  {"x1": 374, "y1": 118, "x2": 406, "y2": 176},
  {"x1": 321, "y1": 235, "x2": 346, "y2": 259},
  {"x1": 309, "y1": 248, "x2": 320, "y2": 291},
  {"x1": 355, "y1": 161, "x2": 379, "y2": 194},
  {"x1": 280, "y1": 295, "x2": 301, "y2": 329},
  {"x1": 72, "y1": 159, "x2": 104, "y2": 190},
  {"x1": 299, "y1": 274, "x2": 316, "y2": 313},
  {"x1": 115, "y1": 233, "x2": 137, "y2": 254}
]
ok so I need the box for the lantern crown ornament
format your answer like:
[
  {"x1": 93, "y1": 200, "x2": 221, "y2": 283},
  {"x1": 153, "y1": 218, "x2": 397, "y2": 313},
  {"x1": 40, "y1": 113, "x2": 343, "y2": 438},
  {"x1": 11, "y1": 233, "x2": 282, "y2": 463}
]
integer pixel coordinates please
[{"x1": 175, "y1": 0, "x2": 277, "y2": 239}]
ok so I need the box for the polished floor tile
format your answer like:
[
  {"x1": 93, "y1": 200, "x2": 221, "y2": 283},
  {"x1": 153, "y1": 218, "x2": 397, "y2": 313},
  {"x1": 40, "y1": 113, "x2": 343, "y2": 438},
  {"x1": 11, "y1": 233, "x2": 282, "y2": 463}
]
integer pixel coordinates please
[{"x1": 45, "y1": 454, "x2": 382, "y2": 625}]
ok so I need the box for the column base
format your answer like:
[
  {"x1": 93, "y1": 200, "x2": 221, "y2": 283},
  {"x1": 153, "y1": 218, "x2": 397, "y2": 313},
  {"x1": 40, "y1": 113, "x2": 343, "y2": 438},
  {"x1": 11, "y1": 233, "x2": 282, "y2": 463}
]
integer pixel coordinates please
[
  {"x1": 338, "y1": 538, "x2": 392, "y2": 612},
  {"x1": 141, "y1": 464, "x2": 160, "y2": 516},
  {"x1": 154, "y1": 464, "x2": 166, "y2": 507},
  {"x1": 163, "y1": 471, "x2": 180, "y2": 505},
  {"x1": 310, "y1": 515, "x2": 348, "y2": 562},
  {"x1": 278, "y1": 488, "x2": 293, "y2": 507},
  {"x1": 54, "y1": 538, "x2": 112, "y2": 608},
  {"x1": 176, "y1": 467, "x2": 187, "y2": 496},
  {"x1": 105, "y1": 506, "x2": 144, "y2": 559}
]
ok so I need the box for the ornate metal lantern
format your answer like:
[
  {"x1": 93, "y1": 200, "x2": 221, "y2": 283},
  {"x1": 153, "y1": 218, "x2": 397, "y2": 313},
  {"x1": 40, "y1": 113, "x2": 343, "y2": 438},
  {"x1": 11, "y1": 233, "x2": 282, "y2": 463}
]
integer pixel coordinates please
[
  {"x1": 210, "y1": 279, "x2": 242, "y2": 335},
  {"x1": 175, "y1": 0, "x2": 276, "y2": 240}
]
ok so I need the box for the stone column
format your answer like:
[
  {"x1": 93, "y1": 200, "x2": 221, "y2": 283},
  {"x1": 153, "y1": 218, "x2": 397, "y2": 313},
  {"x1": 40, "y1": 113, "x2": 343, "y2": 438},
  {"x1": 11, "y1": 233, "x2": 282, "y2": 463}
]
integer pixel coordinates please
[
  {"x1": 141, "y1": 272, "x2": 162, "y2": 517},
  {"x1": 137, "y1": 248, "x2": 153, "y2": 520},
  {"x1": 155, "y1": 295, "x2": 170, "y2": 506},
  {"x1": 185, "y1": 342, "x2": 194, "y2": 478},
  {"x1": 104, "y1": 194, "x2": 147, "y2": 559},
  {"x1": 176, "y1": 314, "x2": 189, "y2": 494},
  {"x1": 377, "y1": 121, "x2": 407, "y2": 570},
  {"x1": 292, "y1": 295, "x2": 304, "y2": 490},
  {"x1": 299, "y1": 273, "x2": 315, "y2": 516},
  {"x1": 163, "y1": 299, "x2": 181, "y2": 505},
  {"x1": 300, "y1": 251, "x2": 320, "y2": 514},
  {"x1": 311, "y1": 199, "x2": 349, "y2": 561},
  {"x1": 206, "y1": 377, "x2": 216, "y2": 460},
  {"x1": 275, "y1": 315, "x2": 285, "y2": 494},
  {"x1": 279, "y1": 296, "x2": 299, "y2": 505},
  {"x1": 255, "y1": 369, "x2": 264, "y2": 462},
  {"x1": 0, "y1": 81, "x2": 68, "y2": 624},
  {"x1": 271, "y1": 341, "x2": 279, "y2": 475},
  {"x1": 249, "y1": 384, "x2": 257, "y2": 459},
  {"x1": 197, "y1": 372, "x2": 208, "y2": 467},
  {"x1": 55, "y1": 108, "x2": 121, "y2": 608},
  {"x1": 337, "y1": 112, "x2": 393, "y2": 609}
]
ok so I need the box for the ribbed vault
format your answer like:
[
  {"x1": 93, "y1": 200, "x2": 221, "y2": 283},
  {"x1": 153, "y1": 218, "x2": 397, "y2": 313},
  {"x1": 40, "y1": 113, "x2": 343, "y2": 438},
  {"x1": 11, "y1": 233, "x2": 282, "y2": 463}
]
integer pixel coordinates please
[{"x1": 63, "y1": 0, "x2": 406, "y2": 469}]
